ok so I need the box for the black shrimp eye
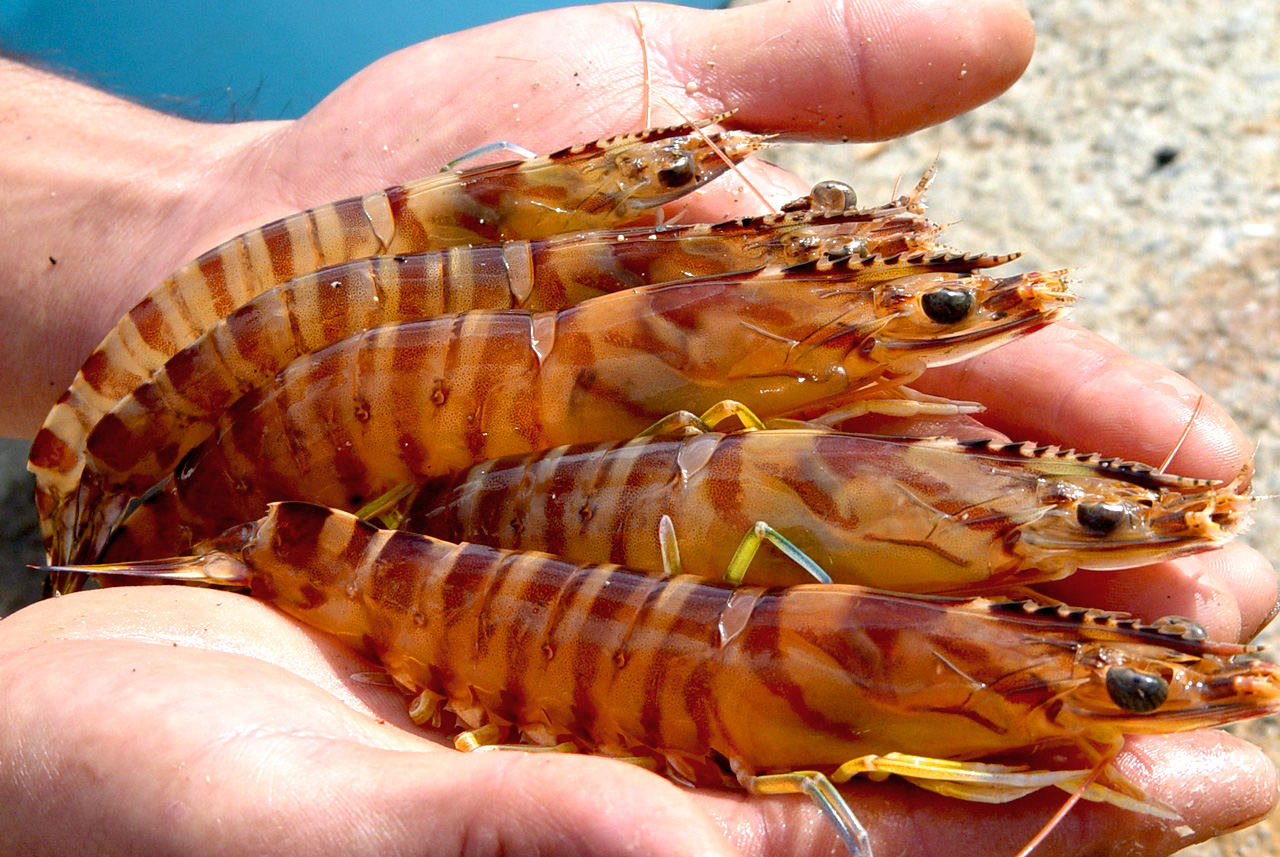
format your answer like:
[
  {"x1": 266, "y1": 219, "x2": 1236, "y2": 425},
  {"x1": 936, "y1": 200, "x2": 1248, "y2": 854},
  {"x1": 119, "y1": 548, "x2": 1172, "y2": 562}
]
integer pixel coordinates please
[
  {"x1": 920, "y1": 287, "x2": 975, "y2": 324},
  {"x1": 1105, "y1": 667, "x2": 1169, "y2": 713},
  {"x1": 656, "y1": 154, "x2": 696, "y2": 189},
  {"x1": 1076, "y1": 501, "x2": 1128, "y2": 536}
]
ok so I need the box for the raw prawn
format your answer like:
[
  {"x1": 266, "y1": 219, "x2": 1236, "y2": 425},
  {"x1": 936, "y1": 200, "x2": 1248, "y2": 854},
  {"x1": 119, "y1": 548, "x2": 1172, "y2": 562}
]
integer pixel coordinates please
[
  {"x1": 87, "y1": 225, "x2": 1012, "y2": 504},
  {"x1": 97, "y1": 266, "x2": 1074, "y2": 561},
  {"x1": 60, "y1": 501, "x2": 1280, "y2": 857},
  {"x1": 384, "y1": 421, "x2": 1252, "y2": 593}
]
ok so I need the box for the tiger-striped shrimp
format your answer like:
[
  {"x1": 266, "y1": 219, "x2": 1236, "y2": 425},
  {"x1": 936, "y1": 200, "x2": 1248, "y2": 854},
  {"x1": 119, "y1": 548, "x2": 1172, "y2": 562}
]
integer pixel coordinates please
[
  {"x1": 382, "y1": 420, "x2": 1252, "y2": 594},
  {"x1": 31, "y1": 115, "x2": 769, "y2": 565},
  {"x1": 87, "y1": 221, "x2": 1012, "y2": 504},
  {"x1": 59, "y1": 501, "x2": 1280, "y2": 857},
  {"x1": 94, "y1": 266, "x2": 1074, "y2": 564}
]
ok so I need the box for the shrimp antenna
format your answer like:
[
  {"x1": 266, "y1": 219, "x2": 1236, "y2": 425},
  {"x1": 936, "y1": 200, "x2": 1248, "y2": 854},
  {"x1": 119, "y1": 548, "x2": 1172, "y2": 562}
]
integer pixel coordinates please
[
  {"x1": 660, "y1": 97, "x2": 774, "y2": 213},
  {"x1": 633, "y1": 4, "x2": 651, "y2": 128},
  {"x1": 1158, "y1": 394, "x2": 1204, "y2": 474},
  {"x1": 1010, "y1": 754, "x2": 1109, "y2": 857},
  {"x1": 1245, "y1": 444, "x2": 1276, "y2": 501}
]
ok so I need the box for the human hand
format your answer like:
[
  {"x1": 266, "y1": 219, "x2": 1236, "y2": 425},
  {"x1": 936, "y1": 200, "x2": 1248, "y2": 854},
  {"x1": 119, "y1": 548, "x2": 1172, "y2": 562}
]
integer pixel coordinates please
[
  {"x1": 3, "y1": 0, "x2": 1276, "y2": 855},
  {"x1": 3, "y1": 0, "x2": 1034, "y2": 438},
  {"x1": 1, "y1": 519, "x2": 1274, "y2": 857}
]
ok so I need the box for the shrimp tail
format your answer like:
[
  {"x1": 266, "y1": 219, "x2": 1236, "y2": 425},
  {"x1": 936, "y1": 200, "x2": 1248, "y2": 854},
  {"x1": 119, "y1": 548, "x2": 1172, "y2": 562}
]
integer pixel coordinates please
[{"x1": 38, "y1": 549, "x2": 250, "y2": 588}]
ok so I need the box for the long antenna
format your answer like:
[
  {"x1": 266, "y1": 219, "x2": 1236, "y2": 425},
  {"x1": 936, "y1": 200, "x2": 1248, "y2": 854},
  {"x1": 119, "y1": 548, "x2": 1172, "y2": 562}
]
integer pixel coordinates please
[
  {"x1": 1159, "y1": 394, "x2": 1204, "y2": 474},
  {"x1": 633, "y1": 4, "x2": 651, "y2": 128},
  {"x1": 1010, "y1": 755, "x2": 1109, "y2": 857}
]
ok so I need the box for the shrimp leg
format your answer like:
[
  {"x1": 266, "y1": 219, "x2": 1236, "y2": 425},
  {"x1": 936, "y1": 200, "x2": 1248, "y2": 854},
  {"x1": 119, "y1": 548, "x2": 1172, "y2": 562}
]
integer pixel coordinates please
[
  {"x1": 724, "y1": 521, "x2": 832, "y2": 585},
  {"x1": 742, "y1": 771, "x2": 873, "y2": 857},
  {"x1": 827, "y1": 753, "x2": 1175, "y2": 817}
]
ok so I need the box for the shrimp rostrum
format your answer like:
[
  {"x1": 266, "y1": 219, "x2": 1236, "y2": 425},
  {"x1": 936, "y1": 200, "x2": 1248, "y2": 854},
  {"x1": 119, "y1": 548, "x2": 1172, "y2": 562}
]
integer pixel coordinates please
[{"x1": 61, "y1": 502, "x2": 1280, "y2": 857}]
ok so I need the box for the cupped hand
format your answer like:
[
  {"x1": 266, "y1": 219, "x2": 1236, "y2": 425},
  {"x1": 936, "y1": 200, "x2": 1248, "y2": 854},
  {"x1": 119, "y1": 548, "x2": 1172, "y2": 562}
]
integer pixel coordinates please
[
  {"x1": 1, "y1": 570, "x2": 1273, "y2": 857},
  {"x1": 5, "y1": 0, "x2": 1277, "y2": 855},
  {"x1": 10, "y1": 0, "x2": 1035, "y2": 437}
]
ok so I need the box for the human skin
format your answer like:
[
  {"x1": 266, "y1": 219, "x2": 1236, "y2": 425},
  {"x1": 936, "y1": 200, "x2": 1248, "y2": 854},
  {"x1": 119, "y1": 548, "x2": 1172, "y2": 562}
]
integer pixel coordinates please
[{"x1": 0, "y1": 1, "x2": 1276, "y2": 856}]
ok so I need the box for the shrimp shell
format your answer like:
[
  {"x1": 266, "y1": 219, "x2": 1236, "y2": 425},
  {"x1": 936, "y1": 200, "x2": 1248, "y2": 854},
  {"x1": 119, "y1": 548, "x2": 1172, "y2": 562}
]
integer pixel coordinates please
[{"x1": 88, "y1": 231, "x2": 1012, "y2": 501}]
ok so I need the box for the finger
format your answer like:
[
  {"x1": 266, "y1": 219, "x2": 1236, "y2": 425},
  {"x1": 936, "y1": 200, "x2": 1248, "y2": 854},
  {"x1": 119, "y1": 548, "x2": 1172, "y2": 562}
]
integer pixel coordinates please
[
  {"x1": 710, "y1": 732, "x2": 1276, "y2": 857},
  {"x1": 916, "y1": 322, "x2": 1253, "y2": 483},
  {"x1": 0, "y1": 630, "x2": 739, "y2": 857},
  {"x1": 1111, "y1": 732, "x2": 1278, "y2": 852},
  {"x1": 281, "y1": 0, "x2": 1034, "y2": 201},
  {"x1": 1036, "y1": 542, "x2": 1279, "y2": 644},
  {"x1": 660, "y1": 0, "x2": 1036, "y2": 139}
]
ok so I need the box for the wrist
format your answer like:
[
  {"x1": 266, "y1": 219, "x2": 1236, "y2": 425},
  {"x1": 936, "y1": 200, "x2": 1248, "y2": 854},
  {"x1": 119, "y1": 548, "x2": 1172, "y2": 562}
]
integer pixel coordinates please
[{"x1": 0, "y1": 59, "x2": 283, "y2": 437}]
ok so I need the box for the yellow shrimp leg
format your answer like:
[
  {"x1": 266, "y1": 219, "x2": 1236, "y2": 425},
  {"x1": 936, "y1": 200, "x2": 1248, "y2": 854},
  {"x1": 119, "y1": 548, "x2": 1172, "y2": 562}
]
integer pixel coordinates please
[
  {"x1": 655, "y1": 513, "x2": 832, "y2": 585},
  {"x1": 354, "y1": 482, "x2": 418, "y2": 529},
  {"x1": 724, "y1": 521, "x2": 832, "y2": 585},
  {"x1": 636, "y1": 400, "x2": 770, "y2": 439},
  {"x1": 807, "y1": 386, "x2": 986, "y2": 426},
  {"x1": 454, "y1": 724, "x2": 655, "y2": 769},
  {"x1": 828, "y1": 753, "x2": 1179, "y2": 819},
  {"x1": 456, "y1": 729, "x2": 575, "y2": 755},
  {"x1": 741, "y1": 771, "x2": 873, "y2": 857}
]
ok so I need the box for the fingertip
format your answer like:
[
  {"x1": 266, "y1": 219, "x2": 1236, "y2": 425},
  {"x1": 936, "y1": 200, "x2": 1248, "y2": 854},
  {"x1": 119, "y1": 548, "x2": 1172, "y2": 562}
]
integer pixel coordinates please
[
  {"x1": 918, "y1": 323, "x2": 1254, "y2": 483},
  {"x1": 1121, "y1": 732, "x2": 1279, "y2": 850},
  {"x1": 665, "y1": 0, "x2": 1034, "y2": 139},
  {"x1": 840, "y1": 0, "x2": 1036, "y2": 138},
  {"x1": 1202, "y1": 542, "x2": 1279, "y2": 643},
  {"x1": 1037, "y1": 557, "x2": 1240, "y2": 644}
]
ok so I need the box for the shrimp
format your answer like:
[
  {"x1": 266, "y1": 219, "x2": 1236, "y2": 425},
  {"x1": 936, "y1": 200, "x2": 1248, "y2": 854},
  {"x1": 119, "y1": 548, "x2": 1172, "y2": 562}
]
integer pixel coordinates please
[
  {"x1": 384, "y1": 422, "x2": 1252, "y2": 593},
  {"x1": 59, "y1": 501, "x2": 1280, "y2": 857},
  {"x1": 95, "y1": 266, "x2": 1074, "y2": 563},
  {"x1": 30, "y1": 115, "x2": 769, "y2": 565},
  {"x1": 87, "y1": 222, "x2": 1012, "y2": 501}
]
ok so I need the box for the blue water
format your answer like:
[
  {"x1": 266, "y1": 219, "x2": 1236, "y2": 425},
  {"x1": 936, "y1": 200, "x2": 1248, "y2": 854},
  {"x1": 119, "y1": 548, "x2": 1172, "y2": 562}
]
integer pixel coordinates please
[{"x1": 0, "y1": 0, "x2": 724, "y2": 120}]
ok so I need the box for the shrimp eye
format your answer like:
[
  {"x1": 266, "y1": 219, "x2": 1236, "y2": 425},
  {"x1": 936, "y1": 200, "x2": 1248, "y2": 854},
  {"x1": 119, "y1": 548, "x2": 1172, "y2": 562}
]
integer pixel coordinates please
[
  {"x1": 810, "y1": 180, "x2": 857, "y2": 213},
  {"x1": 1105, "y1": 667, "x2": 1169, "y2": 713},
  {"x1": 1152, "y1": 614, "x2": 1209, "y2": 641},
  {"x1": 921, "y1": 288, "x2": 974, "y2": 324},
  {"x1": 1076, "y1": 501, "x2": 1128, "y2": 535},
  {"x1": 656, "y1": 153, "x2": 696, "y2": 189}
]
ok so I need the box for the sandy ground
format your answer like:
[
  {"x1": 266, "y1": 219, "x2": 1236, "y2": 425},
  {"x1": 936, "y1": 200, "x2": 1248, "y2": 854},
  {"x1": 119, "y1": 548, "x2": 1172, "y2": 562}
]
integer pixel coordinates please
[{"x1": 1, "y1": 0, "x2": 1277, "y2": 853}]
